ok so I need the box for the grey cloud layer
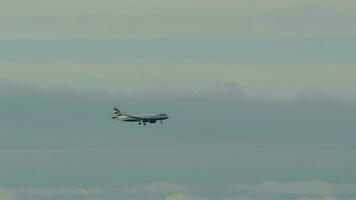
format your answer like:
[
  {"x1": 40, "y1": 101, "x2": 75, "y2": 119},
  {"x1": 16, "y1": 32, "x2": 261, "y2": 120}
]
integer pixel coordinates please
[
  {"x1": 1, "y1": 39, "x2": 356, "y2": 98},
  {"x1": 232, "y1": 181, "x2": 356, "y2": 197},
  {"x1": 1, "y1": 0, "x2": 356, "y2": 39},
  {"x1": 0, "y1": 81, "x2": 356, "y2": 199},
  {"x1": 1, "y1": 181, "x2": 356, "y2": 200}
]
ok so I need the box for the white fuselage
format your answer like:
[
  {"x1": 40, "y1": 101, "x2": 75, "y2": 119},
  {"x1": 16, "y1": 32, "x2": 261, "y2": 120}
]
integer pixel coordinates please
[
  {"x1": 111, "y1": 107, "x2": 169, "y2": 125},
  {"x1": 113, "y1": 113, "x2": 169, "y2": 123}
]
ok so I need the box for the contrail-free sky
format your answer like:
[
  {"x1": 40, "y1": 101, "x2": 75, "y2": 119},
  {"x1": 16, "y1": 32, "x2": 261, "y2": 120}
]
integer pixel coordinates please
[{"x1": 1, "y1": 1, "x2": 356, "y2": 199}]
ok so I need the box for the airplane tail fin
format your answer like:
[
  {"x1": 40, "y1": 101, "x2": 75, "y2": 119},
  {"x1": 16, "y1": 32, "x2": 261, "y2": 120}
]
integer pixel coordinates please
[{"x1": 113, "y1": 107, "x2": 122, "y2": 116}]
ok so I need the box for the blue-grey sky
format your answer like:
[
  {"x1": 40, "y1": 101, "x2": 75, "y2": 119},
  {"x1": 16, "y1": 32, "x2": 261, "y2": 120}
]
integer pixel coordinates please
[{"x1": 1, "y1": 1, "x2": 356, "y2": 200}]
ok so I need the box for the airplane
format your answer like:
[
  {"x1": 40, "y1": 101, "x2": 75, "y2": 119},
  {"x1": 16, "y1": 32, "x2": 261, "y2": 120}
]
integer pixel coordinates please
[{"x1": 111, "y1": 107, "x2": 169, "y2": 125}]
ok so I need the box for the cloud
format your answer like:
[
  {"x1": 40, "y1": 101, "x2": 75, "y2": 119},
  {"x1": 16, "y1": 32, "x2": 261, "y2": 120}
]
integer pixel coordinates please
[
  {"x1": 0, "y1": 81, "x2": 356, "y2": 199},
  {"x1": 0, "y1": 0, "x2": 356, "y2": 39},
  {"x1": 122, "y1": 183, "x2": 191, "y2": 194},
  {"x1": 298, "y1": 196, "x2": 340, "y2": 200},
  {"x1": 165, "y1": 194, "x2": 205, "y2": 200},
  {"x1": 0, "y1": 187, "x2": 102, "y2": 200},
  {"x1": 231, "y1": 181, "x2": 356, "y2": 196},
  {"x1": 2, "y1": 59, "x2": 356, "y2": 99},
  {"x1": 0, "y1": 188, "x2": 16, "y2": 200}
]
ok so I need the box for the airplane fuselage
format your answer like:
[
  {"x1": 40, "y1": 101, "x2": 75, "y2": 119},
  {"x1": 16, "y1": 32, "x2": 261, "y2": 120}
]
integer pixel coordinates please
[
  {"x1": 115, "y1": 114, "x2": 169, "y2": 123},
  {"x1": 111, "y1": 106, "x2": 169, "y2": 125},
  {"x1": 111, "y1": 107, "x2": 169, "y2": 125}
]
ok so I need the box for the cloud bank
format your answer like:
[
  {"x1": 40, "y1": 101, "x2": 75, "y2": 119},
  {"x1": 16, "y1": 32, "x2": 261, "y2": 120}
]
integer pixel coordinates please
[
  {"x1": 0, "y1": 81, "x2": 356, "y2": 200},
  {"x1": 232, "y1": 181, "x2": 356, "y2": 196}
]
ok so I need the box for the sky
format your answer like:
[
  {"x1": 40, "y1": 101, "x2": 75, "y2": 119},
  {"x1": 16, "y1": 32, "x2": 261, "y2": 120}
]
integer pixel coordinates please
[{"x1": 1, "y1": 0, "x2": 356, "y2": 200}]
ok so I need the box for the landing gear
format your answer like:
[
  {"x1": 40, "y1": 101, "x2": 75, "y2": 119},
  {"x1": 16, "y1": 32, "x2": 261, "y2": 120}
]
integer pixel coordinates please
[
  {"x1": 143, "y1": 122, "x2": 146, "y2": 125},
  {"x1": 139, "y1": 122, "x2": 142, "y2": 125},
  {"x1": 160, "y1": 120, "x2": 163, "y2": 124}
]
